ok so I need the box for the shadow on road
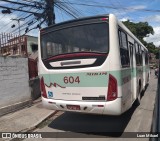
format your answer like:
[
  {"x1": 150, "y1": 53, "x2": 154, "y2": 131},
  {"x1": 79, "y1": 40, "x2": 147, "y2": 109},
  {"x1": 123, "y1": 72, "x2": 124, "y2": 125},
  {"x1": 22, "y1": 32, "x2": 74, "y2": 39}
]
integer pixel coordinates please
[
  {"x1": 141, "y1": 83, "x2": 149, "y2": 99},
  {"x1": 48, "y1": 102, "x2": 140, "y2": 137},
  {"x1": 48, "y1": 82, "x2": 148, "y2": 137},
  {"x1": 47, "y1": 83, "x2": 150, "y2": 137}
]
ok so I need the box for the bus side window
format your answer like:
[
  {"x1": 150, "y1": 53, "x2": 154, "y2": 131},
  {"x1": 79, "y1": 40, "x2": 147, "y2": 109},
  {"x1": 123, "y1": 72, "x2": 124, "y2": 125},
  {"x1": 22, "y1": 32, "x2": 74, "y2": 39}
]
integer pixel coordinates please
[
  {"x1": 135, "y1": 43, "x2": 140, "y2": 65},
  {"x1": 138, "y1": 45, "x2": 142, "y2": 65},
  {"x1": 119, "y1": 30, "x2": 130, "y2": 67},
  {"x1": 145, "y1": 51, "x2": 149, "y2": 65},
  {"x1": 46, "y1": 42, "x2": 53, "y2": 56}
]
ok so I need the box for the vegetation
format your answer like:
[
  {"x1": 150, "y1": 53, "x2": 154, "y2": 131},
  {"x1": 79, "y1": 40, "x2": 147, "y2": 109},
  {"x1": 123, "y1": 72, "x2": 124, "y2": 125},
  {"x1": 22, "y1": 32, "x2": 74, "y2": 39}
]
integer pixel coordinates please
[{"x1": 123, "y1": 20, "x2": 160, "y2": 59}]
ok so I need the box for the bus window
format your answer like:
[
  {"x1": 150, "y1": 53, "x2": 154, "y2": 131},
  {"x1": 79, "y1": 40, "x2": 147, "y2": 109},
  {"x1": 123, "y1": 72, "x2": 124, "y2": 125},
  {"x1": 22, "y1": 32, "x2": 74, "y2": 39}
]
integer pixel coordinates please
[
  {"x1": 139, "y1": 45, "x2": 142, "y2": 65},
  {"x1": 145, "y1": 51, "x2": 149, "y2": 65},
  {"x1": 121, "y1": 31, "x2": 128, "y2": 49},
  {"x1": 138, "y1": 45, "x2": 143, "y2": 65},
  {"x1": 135, "y1": 43, "x2": 140, "y2": 65},
  {"x1": 119, "y1": 30, "x2": 130, "y2": 67},
  {"x1": 41, "y1": 23, "x2": 109, "y2": 60},
  {"x1": 46, "y1": 42, "x2": 53, "y2": 56},
  {"x1": 129, "y1": 42, "x2": 134, "y2": 68}
]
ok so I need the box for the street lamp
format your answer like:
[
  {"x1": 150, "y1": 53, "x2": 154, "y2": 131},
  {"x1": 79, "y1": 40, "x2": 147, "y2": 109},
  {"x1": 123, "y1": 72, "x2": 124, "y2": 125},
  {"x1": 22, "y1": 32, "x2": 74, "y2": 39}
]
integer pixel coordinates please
[{"x1": 11, "y1": 18, "x2": 24, "y2": 55}]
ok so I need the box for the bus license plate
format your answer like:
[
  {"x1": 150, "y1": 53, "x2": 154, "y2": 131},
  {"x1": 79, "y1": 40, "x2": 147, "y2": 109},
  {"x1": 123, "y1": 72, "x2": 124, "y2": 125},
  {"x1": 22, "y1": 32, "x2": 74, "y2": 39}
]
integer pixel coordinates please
[{"x1": 66, "y1": 105, "x2": 80, "y2": 110}]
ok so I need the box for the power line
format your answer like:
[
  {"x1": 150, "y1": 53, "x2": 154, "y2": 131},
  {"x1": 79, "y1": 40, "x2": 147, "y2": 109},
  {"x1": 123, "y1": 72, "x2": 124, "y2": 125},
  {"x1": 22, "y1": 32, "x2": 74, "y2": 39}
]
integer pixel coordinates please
[
  {"x1": 11, "y1": 14, "x2": 40, "y2": 33},
  {"x1": 11, "y1": 9, "x2": 45, "y2": 34},
  {"x1": 0, "y1": 0, "x2": 40, "y2": 8},
  {"x1": 64, "y1": 0, "x2": 84, "y2": 17},
  {"x1": 0, "y1": 5, "x2": 42, "y2": 14},
  {"x1": 23, "y1": 18, "x2": 46, "y2": 35},
  {"x1": 21, "y1": 0, "x2": 43, "y2": 5},
  {"x1": 1, "y1": 9, "x2": 36, "y2": 33},
  {"x1": 0, "y1": 0, "x2": 46, "y2": 34},
  {"x1": 56, "y1": 2, "x2": 160, "y2": 13},
  {"x1": 0, "y1": 0, "x2": 16, "y2": 20},
  {"x1": 56, "y1": 0, "x2": 84, "y2": 18},
  {"x1": 55, "y1": 3, "x2": 78, "y2": 19}
]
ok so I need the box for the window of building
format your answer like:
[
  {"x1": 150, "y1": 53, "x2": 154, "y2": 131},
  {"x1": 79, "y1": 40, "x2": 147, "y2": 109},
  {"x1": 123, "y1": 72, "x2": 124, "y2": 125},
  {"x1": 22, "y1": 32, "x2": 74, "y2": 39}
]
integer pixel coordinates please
[
  {"x1": 31, "y1": 43, "x2": 38, "y2": 52},
  {"x1": 21, "y1": 45, "x2": 26, "y2": 52},
  {"x1": 3, "y1": 49, "x2": 6, "y2": 53},
  {"x1": 13, "y1": 46, "x2": 17, "y2": 54}
]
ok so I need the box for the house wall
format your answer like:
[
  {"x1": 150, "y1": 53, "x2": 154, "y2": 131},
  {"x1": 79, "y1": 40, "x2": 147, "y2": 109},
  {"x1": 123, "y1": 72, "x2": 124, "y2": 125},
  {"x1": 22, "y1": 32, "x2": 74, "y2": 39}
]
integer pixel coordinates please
[{"x1": 0, "y1": 56, "x2": 31, "y2": 108}]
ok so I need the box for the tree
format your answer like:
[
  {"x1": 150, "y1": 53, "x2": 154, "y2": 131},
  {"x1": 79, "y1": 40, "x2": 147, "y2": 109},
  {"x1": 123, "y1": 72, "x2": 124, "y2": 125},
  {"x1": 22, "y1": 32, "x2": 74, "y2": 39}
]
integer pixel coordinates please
[
  {"x1": 146, "y1": 42, "x2": 155, "y2": 53},
  {"x1": 123, "y1": 20, "x2": 154, "y2": 41},
  {"x1": 122, "y1": 20, "x2": 158, "y2": 55}
]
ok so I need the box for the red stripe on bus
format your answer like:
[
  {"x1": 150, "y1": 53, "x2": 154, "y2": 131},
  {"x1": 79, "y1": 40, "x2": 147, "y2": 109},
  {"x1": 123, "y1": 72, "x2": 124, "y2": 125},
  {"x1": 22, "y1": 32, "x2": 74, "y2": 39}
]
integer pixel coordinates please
[{"x1": 46, "y1": 53, "x2": 107, "y2": 61}]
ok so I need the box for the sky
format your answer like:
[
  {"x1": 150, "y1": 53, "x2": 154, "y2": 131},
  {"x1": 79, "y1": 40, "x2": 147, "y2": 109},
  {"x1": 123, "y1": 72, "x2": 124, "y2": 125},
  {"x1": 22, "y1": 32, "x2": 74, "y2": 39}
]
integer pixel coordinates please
[{"x1": 0, "y1": 0, "x2": 160, "y2": 47}]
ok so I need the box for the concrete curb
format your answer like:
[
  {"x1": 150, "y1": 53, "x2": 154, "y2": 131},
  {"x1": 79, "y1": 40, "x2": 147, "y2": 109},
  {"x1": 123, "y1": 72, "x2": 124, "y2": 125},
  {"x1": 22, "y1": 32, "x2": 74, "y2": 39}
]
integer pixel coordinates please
[
  {"x1": 18, "y1": 110, "x2": 58, "y2": 133},
  {"x1": 0, "y1": 100, "x2": 58, "y2": 141},
  {"x1": 0, "y1": 100, "x2": 32, "y2": 117},
  {"x1": 9, "y1": 107, "x2": 58, "y2": 141},
  {"x1": 31, "y1": 98, "x2": 42, "y2": 104}
]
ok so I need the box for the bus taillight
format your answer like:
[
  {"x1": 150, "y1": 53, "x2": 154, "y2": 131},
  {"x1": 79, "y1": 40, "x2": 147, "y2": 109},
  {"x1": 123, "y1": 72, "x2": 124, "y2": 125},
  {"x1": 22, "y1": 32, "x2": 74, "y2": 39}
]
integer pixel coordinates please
[
  {"x1": 107, "y1": 74, "x2": 118, "y2": 101},
  {"x1": 40, "y1": 77, "x2": 47, "y2": 98}
]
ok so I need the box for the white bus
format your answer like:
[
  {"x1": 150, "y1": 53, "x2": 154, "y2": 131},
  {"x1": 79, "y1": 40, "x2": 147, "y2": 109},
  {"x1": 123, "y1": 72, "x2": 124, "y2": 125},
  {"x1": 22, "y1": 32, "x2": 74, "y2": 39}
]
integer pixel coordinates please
[{"x1": 39, "y1": 14, "x2": 150, "y2": 115}]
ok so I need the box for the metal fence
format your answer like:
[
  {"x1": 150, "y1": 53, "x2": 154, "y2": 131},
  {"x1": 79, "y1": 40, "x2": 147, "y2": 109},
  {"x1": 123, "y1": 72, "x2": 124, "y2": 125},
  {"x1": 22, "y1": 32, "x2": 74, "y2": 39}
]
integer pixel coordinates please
[{"x1": 0, "y1": 32, "x2": 27, "y2": 56}]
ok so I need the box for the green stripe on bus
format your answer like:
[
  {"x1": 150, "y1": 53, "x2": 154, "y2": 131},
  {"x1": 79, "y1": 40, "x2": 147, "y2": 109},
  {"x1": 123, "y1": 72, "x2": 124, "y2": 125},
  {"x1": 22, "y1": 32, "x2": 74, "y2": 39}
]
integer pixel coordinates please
[
  {"x1": 41, "y1": 73, "x2": 109, "y2": 87},
  {"x1": 40, "y1": 66, "x2": 149, "y2": 87}
]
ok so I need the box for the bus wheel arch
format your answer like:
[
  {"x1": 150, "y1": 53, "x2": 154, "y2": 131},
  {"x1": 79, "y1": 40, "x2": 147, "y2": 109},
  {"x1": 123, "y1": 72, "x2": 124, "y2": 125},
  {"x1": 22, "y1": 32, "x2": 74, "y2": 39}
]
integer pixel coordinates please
[
  {"x1": 147, "y1": 73, "x2": 149, "y2": 83},
  {"x1": 135, "y1": 79, "x2": 141, "y2": 106},
  {"x1": 139, "y1": 79, "x2": 141, "y2": 93}
]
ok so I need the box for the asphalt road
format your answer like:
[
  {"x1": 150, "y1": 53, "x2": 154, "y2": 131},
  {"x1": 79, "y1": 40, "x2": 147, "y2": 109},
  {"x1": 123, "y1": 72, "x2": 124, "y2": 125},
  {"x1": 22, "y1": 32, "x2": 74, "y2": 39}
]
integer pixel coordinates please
[{"x1": 24, "y1": 70, "x2": 158, "y2": 141}]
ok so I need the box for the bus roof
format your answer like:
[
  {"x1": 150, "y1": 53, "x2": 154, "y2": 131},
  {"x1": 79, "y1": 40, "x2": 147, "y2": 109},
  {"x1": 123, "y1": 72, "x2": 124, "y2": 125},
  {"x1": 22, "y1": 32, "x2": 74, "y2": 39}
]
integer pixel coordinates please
[
  {"x1": 40, "y1": 13, "x2": 148, "y2": 51},
  {"x1": 40, "y1": 14, "x2": 109, "y2": 32}
]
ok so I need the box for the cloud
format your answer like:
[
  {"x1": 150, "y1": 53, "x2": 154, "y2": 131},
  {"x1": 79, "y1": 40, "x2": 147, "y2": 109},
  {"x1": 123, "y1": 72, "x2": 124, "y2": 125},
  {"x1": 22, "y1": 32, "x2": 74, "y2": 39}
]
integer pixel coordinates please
[
  {"x1": 114, "y1": 5, "x2": 147, "y2": 17},
  {"x1": 113, "y1": 5, "x2": 147, "y2": 22},
  {"x1": 0, "y1": 1, "x2": 8, "y2": 6},
  {"x1": 126, "y1": 5, "x2": 147, "y2": 12},
  {"x1": 26, "y1": 29, "x2": 39, "y2": 37},
  {"x1": 114, "y1": 11, "x2": 128, "y2": 18},
  {"x1": 150, "y1": 15, "x2": 160, "y2": 22},
  {"x1": 143, "y1": 15, "x2": 160, "y2": 24},
  {"x1": 120, "y1": 17, "x2": 129, "y2": 21},
  {"x1": 0, "y1": 15, "x2": 13, "y2": 24},
  {"x1": 144, "y1": 26, "x2": 160, "y2": 47}
]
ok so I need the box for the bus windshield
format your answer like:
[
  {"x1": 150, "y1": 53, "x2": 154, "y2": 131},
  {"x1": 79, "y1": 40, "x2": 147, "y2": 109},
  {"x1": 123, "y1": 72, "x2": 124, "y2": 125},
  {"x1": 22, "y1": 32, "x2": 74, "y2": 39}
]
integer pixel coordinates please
[{"x1": 41, "y1": 22, "x2": 109, "y2": 60}]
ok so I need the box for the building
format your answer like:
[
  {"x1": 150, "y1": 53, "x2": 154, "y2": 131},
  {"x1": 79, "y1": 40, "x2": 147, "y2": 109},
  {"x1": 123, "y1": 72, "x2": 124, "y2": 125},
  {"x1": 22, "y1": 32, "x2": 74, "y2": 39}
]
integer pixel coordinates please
[
  {"x1": 0, "y1": 33, "x2": 38, "y2": 56},
  {"x1": 149, "y1": 53, "x2": 159, "y2": 68}
]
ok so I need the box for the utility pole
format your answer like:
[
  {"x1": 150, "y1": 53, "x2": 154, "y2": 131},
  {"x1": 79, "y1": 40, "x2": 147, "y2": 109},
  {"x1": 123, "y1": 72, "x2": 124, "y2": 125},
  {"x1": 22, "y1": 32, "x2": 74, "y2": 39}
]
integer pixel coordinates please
[
  {"x1": 11, "y1": 18, "x2": 24, "y2": 55},
  {"x1": 45, "y1": 0, "x2": 55, "y2": 26}
]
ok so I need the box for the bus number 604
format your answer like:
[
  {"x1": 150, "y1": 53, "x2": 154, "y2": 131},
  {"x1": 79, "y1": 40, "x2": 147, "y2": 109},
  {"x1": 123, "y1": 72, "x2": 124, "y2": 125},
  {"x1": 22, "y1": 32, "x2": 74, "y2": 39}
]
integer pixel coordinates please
[{"x1": 64, "y1": 76, "x2": 80, "y2": 84}]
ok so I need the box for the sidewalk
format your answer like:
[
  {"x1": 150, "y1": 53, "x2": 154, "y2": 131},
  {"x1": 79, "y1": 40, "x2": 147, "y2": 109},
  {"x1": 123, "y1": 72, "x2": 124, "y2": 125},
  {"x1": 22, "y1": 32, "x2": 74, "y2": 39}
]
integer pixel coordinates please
[{"x1": 0, "y1": 100, "x2": 56, "y2": 133}]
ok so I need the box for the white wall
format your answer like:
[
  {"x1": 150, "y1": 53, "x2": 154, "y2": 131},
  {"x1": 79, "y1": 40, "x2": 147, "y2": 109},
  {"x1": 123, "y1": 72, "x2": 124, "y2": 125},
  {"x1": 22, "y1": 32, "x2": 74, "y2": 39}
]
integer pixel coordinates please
[{"x1": 0, "y1": 56, "x2": 31, "y2": 108}]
